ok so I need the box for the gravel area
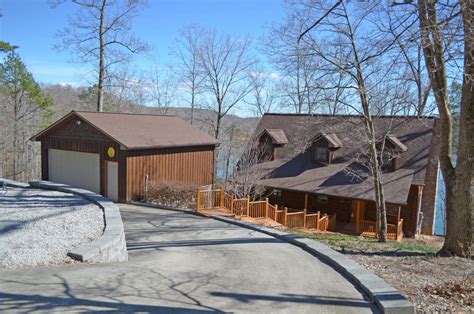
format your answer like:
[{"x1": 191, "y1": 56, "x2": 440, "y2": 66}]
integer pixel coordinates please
[{"x1": 0, "y1": 187, "x2": 105, "y2": 268}]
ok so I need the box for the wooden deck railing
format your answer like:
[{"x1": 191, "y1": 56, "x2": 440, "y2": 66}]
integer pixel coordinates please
[
  {"x1": 276, "y1": 209, "x2": 285, "y2": 224},
  {"x1": 233, "y1": 198, "x2": 248, "y2": 216},
  {"x1": 249, "y1": 200, "x2": 267, "y2": 218},
  {"x1": 318, "y1": 214, "x2": 329, "y2": 231},
  {"x1": 286, "y1": 211, "x2": 305, "y2": 228},
  {"x1": 196, "y1": 188, "x2": 222, "y2": 211},
  {"x1": 358, "y1": 218, "x2": 404, "y2": 241},
  {"x1": 197, "y1": 188, "x2": 403, "y2": 241},
  {"x1": 305, "y1": 212, "x2": 320, "y2": 229},
  {"x1": 267, "y1": 203, "x2": 277, "y2": 221},
  {"x1": 397, "y1": 219, "x2": 404, "y2": 242},
  {"x1": 358, "y1": 219, "x2": 378, "y2": 238}
]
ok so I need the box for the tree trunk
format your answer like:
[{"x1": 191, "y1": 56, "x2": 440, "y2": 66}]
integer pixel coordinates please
[
  {"x1": 442, "y1": 1, "x2": 474, "y2": 256},
  {"x1": 190, "y1": 89, "x2": 195, "y2": 125},
  {"x1": 97, "y1": 0, "x2": 107, "y2": 112},
  {"x1": 367, "y1": 119, "x2": 388, "y2": 242},
  {"x1": 418, "y1": 0, "x2": 473, "y2": 256},
  {"x1": 343, "y1": 0, "x2": 388, "y2": 241}
]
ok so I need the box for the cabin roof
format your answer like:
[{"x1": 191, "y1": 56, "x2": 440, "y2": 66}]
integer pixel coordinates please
[
  {"x1": 242, "y1": 113, "x2": 438, "y2": 205},
  {"x1": 31, "y1": 111, "x2": 220, "y2": 150},
  {"x1": 260, "y1": 128, "x2": 288, "y2": 144},
  {"x1": 312, "y1": 133, "x2": 343, "y2": 148},
  {"x1": 387, "y1": 135, "x2": 408, "y2": 152}
]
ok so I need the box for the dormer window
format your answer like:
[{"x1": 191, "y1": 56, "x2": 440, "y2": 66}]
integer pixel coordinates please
[
  {"x1": 315, "y1": 147, "x2": 328, "y2": 162},
  {"x1": 311, "y1": 133, "x2": 342, "y2": 165},
  {"x1": 380, "y1": 135, "x2": 407, "y2": 172},
  {"x1": 257, "y1": 129, "x2": 288, "y2": 162}
]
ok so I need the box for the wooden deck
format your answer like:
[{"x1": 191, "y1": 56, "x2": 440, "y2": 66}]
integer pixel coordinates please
[
  {"x1": 196, "y1": 188, "x2": 404, "y2": 242},
  {"x1": 198, "y1": 207, "x2": 235, "y2": 218}
]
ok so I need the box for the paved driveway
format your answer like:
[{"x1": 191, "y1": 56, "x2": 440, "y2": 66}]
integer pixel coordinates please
[{"x1": 0, "y1": 203, "x2": 375, "y2": 313}]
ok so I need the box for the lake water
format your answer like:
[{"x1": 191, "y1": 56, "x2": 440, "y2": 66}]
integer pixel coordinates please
[{"x1": 435, "y1": 170, "x2": 446, "y2": 235}]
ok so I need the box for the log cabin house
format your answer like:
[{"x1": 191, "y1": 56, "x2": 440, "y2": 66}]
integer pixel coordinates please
[
  {"x1": 31, "y1": 111, "x2": 219, "y2": 203},
  {"x1": 239, "y1": 113, "x2": 440, "y2": 238}
]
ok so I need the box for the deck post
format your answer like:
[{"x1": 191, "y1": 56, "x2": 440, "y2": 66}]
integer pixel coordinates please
[
  {"x1": 230, "y1": 195, "x2": 234, "y2": 213},
  {"x1": 265, "y1": 198, "x2": 269, "y2": 218},
  {"x1": 284, "y1": 207, "x2": 288, "y2": 226},
  {"x1": 304, "y1": 192, "x2": 308, "y2": 210},
  {"x1": 196, "y1": 189, "x2": 200, "y2": 212},
  {"x1": 303, "y1": 208, "x2": 307, "y2": 228},
  {"x1": 355, "y1": 201, "x2": 360, "y2": 233},
  {"x1": 246, "y1": 196, "x2": 250, "y2": 216},
  {"x1": 316, "y1": 211, "x2": 320, "y2": 229},
  {"x1": 274, "y1": 204, "x2": 278, "y2": 221},
  {"x1": 220, "y1": 188, "x2": 225, "y2": 208}
]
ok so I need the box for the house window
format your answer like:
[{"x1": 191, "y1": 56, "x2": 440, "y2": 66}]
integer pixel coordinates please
[
  {"x1": 317, "y1": 195, "x2": 328, "y2": 203},
  {"x1": 314, "y1": 147, "x2": 328, "y2": 162}
]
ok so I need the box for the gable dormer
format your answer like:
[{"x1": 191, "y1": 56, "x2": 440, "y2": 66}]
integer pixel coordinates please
[
  {"x1": 380, "y1": 135, "x2": 407, "y2": 171},
  {"x1": 257, "y1": 129, "x2": 288, "y2": 162},
  {"x1": 311, "y1": 133, "x2": 342, "y2": 165}
]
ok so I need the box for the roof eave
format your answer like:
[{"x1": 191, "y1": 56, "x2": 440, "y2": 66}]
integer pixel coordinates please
[{"x1": 124, "y1": 142, "x2": 220, "y2": 151}]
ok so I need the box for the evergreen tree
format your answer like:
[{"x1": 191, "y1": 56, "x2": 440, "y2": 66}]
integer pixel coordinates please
[{"x1": 0, "y1": 52, "x2": 53, "y2": 180}]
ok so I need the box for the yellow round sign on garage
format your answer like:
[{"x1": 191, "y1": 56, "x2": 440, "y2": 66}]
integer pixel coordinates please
[{"x1": 107, "y1": 147, "x2": 115, "y2": 158}]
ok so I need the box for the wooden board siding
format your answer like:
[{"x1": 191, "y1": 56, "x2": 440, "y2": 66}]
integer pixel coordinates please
[
  {"x1": 43, "y1": 115, "x2": 112, "y2": 142},
  {"x1": 126, "y1": 146, "x2": 215, "y2": 201},
  {"x1": 269, "y1": 189, "x2": 352, "y2": 223}
]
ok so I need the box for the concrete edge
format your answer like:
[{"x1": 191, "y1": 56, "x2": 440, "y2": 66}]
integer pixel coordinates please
[
  {"x1": 130, "y1": 201, "x2": 196, "y2": 215},
  {"x1": 0, "y1": 178, "x2": 31, "y2": 188},
  {"x1": 209, "y1": 215, "x2": 415, "y2": 314},
  {"x1": 29, "y1": 180, "x2": 128, "y2": 264}
]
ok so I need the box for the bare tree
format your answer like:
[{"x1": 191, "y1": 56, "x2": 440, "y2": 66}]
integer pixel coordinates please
[
  {"x1": 54, "y1": 0, "x2": 149, "y2": 112},
  {"x1": 199, "y1": 30, "x2": 255, "y2": 140},
  {"x1": 245, "y1": 63, "x2": 278, "y2": 116},
  {"x1": 171, "y1": 25, "x2": 206, "y2": 125},
  {"x1": 225, "y1": 138, "x2": 273, "y2": 200},
  {"x1": 380, "y1": 4, "x2": 435, "y2": 116},
  {"x1": 296, "y1": 0, "x2": 419, "y2": 242},
  {"x1": 417, "y1": 0, "x2": 472, "y2": 256},
  {"x1": 146, "y1": 64, "x2": 178, "y2": 115}
]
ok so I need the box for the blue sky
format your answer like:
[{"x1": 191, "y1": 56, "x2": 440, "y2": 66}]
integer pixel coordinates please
[{"x1": 1, "y1": 0, "x2": 286, "y2": 85}]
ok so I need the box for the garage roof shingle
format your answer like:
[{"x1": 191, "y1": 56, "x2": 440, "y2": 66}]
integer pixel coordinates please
[{"x1": 31, "y1": 111, "x2": 220, "y2": 150}]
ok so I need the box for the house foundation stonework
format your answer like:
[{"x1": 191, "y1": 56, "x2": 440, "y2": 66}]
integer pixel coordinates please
[{"x1": 239, "y1": 113, "x2": 440, "y2": 238}]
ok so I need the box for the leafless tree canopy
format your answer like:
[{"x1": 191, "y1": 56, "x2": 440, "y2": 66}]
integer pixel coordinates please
[{"x1": 54, "y1": 0, "x2": 150, "y2": 111}]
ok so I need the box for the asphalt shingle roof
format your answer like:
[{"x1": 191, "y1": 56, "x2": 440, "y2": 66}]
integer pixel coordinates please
[
  {"x1": 245, "y1": 113, "x2": 438, "y2": 205},
  {"x1": 32, "y1": 111, "x2": 220, "y2": 150}
]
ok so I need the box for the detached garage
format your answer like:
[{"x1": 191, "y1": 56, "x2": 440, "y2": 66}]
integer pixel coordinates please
[{"x1": 31, "y1": 111, "x2": 219, "y2": 202}]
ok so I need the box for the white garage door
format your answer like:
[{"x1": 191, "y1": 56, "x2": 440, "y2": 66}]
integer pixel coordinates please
[{"x1": 48, "y1": 149, "x2": 100, "y2": 194}]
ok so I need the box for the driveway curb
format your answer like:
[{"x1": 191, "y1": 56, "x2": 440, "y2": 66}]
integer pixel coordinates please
[{"x1": 210, "y1": 215, "x2": 414, "y2": 314}]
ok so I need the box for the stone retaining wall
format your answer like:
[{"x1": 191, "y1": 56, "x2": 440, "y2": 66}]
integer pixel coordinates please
[{"x1": 23, "y1": 180, "x2": 128, "y2": 263}]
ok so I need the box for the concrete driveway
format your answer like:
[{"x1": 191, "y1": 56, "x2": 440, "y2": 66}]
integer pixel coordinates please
[{"x1": 0, "y1": 203, "x2": 375, "y2": 313}]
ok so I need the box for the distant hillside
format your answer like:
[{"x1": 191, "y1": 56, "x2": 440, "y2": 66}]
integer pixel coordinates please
[
  {"x1": 42, "y1": 84, "x2": 260, "y2": 137},
  {"x1": 42, "y1": 84, "x2": 260, "y2": 179}
]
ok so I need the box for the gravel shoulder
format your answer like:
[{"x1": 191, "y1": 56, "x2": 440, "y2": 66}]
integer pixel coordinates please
[{"x1": 0, "y1": 187, "x2": 104, "y2": 268}]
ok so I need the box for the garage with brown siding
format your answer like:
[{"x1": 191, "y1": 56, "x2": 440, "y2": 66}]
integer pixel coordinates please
[{"x1": 31, "y1": 111, "x2": 219, "y2": 202}]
